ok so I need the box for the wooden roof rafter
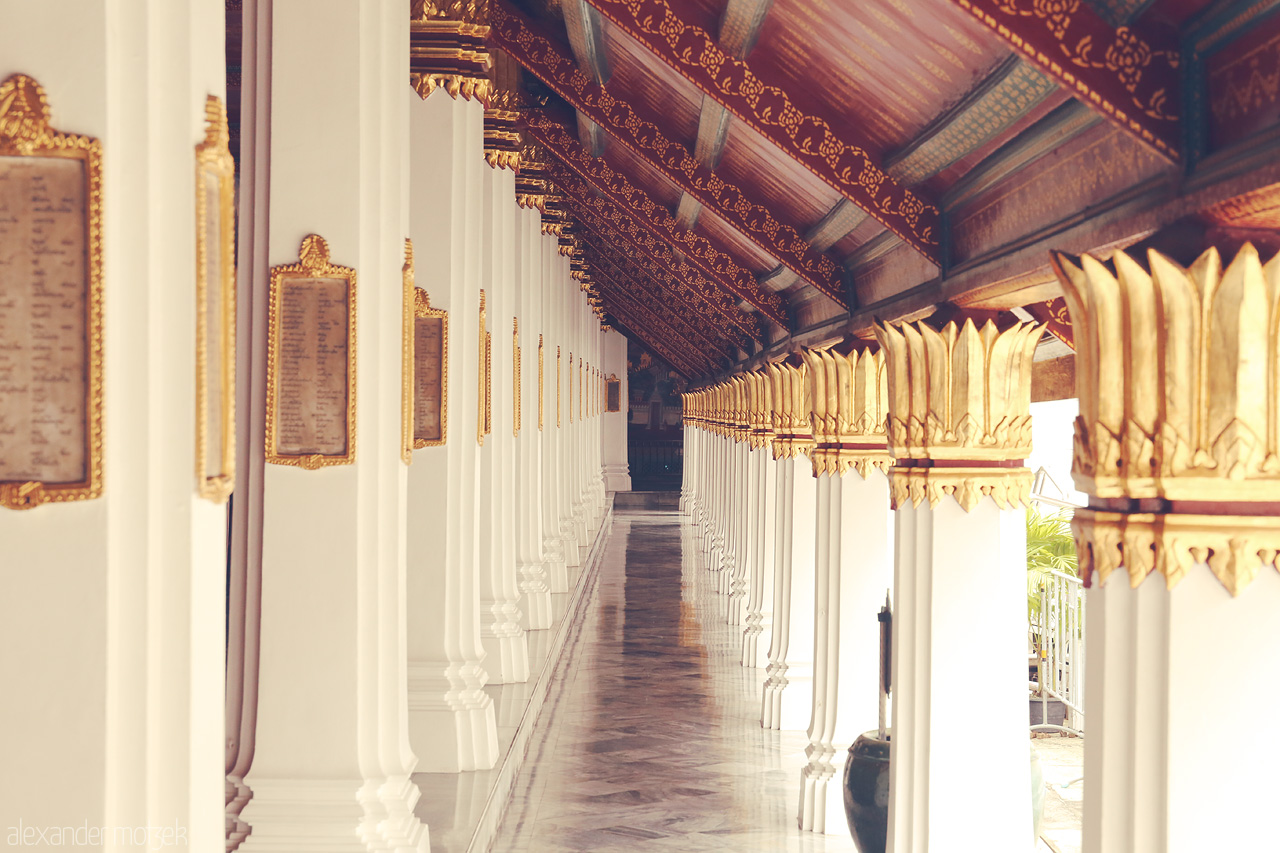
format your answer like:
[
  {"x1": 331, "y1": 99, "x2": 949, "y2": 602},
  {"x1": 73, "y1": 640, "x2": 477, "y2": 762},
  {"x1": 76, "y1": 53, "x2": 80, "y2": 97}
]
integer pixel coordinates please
[
  {"x1": 607, "y1": 316, "x2": 700, "y2": 380},
  {"x1": 600, "y1": 304, "x2": 703, "y2": 378},
  {"x1": 581, "y1": 236, "x2": 740, "y2": 361},
  {"x1": 588, "y1": 261, "x2": 731, "y2": 369},
  {"x1": 947, "y1": 0, "x2": 1181, "y2": 161},
  {"x1": 551, "y1": 164, "x2": 763, "y2": 347},
  {"x1": 583, "y1": 0, "x2": 943, "y2": 266},
  {"x1": 523, "y1": 111, "x2": 790, "y2": 328},
  {"x1": 488, "y1": 0, "x2": 848, "y2": 305}
]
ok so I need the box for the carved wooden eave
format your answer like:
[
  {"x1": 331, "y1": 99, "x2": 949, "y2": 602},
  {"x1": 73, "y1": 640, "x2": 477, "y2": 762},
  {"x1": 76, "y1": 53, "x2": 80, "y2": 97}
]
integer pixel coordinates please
[
  {"x1": 488, "y1": 0, "x2": 848, "y2": 306},
  {"x1": 948, "y1": 0, "x2": 1181, "y2": 161},
  {"x1": 548, "y1": 161, "x2": 765, "y2": 346},
  {"x1": 410, "y1": 0, "x2": 493, "y2": 102},
  {"x1": 524, "y1": 111, "x2": 790, "y2": 328},
  {"x1": 585, "y1": 245, "x2": 738, "y2": 363},
  {"x1": 483, "y1": 89, "x2": 523, "y2": 170},
  {"x1": 582, "y1": 0, "x2": 943, "y2": 267}
]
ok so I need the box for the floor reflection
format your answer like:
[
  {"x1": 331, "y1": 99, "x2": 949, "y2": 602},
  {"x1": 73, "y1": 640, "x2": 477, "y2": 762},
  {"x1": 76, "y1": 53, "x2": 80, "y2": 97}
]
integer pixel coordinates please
[{"x1": 491, "y1": 510, "x2": 857, "y2": 852}]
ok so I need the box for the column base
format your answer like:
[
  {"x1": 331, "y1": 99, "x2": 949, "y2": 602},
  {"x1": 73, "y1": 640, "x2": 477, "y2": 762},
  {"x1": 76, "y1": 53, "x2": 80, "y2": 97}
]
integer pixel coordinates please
[
  {"x1": 798, "y1": 745, "x2": 841, "y2": 833},
  {"x1": 360, "y1": 773, "x2": 431, "y2": 853},
  {"x1": 518, "y1": 566, "x2": 553, "y2": 630},
  {"x1": 238, "y1": 779, "x2": 389, "y2": 853},
  {"x1": 406, "y1": 663, "x2": 498, "y2": 772},
  {"x1": 561, "y1": 531, "x2": 581, "y2": 568},
  {"x1": 480, "y1": 607, "x2": 530, "y2": 685}
]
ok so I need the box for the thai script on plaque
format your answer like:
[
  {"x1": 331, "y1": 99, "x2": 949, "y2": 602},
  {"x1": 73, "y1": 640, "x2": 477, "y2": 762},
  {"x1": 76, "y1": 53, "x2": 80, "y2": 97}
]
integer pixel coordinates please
[
  {"x1": 266, "y1": 234, "x2": 357, "y2": 468},
  {"x1": 0, "y1": 73, "x2": 103, "y2": 510},
  {"x1": 414, "y1": 311, "x2": 445, "y2": 444},
  {"x1": 0, "y1": 156, "x2": 89, "y2": 485}
]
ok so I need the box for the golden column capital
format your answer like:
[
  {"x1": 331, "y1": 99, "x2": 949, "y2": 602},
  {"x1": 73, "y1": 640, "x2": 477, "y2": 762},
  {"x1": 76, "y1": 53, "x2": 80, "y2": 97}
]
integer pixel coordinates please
[
  {"x1": 801, "y1": 341, "x2": 891, "y2": 479},
  {"x1": 1053, "y1": 243, "x2": 1280, "y2": 595},
  {"x1": 874, "y1": 316, "x2": 1041, "y2": 511},
  {"x1": 767, "y1": 356, "x2": 814, "y2": 461},
  {"x1": 409, "y1": 0, "x2": 492, "y2": 102}
]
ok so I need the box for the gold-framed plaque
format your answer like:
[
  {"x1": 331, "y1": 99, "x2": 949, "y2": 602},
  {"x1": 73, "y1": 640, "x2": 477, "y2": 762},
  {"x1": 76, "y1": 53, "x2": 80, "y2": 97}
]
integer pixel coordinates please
[
  {"x1": 0, "y1": 73, "x2": 104, "y2": 511},
  {"x1": 538, "y1": 334, "x2": 544, "y2": 431},
  {"x1": 412, "y1": 288, "x2": 447, "y2": 450},
  {"x1": 567, "y1": 351, "x2": 573, "y2": 424},
  {"x1": 512, "y1": 317, "x2": 520, "y2": 437},
  {"x1": 265, "y1": 234, "x2": 356, "y2": 469},
  {"x1": 606, "y1": 373, "x2": 621, "y2": 413},
  {"x1": 195, "y1": 95, "x2": 236, "y2": 501},
  {"x1": 478, "y1": 290, "x2": 486, "y2": 447},
  {"x1": 485, "y1": 330, "x2": 492, "y2": 436},
  {"x1": 401, "y1": 239, "x2": 414, "y2": 464}
]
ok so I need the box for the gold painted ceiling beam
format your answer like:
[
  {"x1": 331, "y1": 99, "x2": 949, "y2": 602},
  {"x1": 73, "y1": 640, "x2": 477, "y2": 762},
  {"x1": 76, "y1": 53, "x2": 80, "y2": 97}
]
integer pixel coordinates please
[{"x1": 583, "y1": 0, "x2": 942, "y2": 266}]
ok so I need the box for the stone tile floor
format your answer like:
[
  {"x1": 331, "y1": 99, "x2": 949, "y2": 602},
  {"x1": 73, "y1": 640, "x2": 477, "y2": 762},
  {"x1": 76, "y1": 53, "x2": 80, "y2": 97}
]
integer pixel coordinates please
[
  {"x1": 490, "y1": 511, "x2": 857, "y2": 852},
  {"x1": 1035, "y1": 737, "x2": 1084, "y2": 853}
]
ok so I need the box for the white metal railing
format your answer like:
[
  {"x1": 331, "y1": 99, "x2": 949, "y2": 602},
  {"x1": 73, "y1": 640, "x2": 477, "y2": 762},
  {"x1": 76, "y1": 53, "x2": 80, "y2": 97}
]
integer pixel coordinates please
[{"x1": 1029, "y1": 467, "x2": 1086, "y2": 735}]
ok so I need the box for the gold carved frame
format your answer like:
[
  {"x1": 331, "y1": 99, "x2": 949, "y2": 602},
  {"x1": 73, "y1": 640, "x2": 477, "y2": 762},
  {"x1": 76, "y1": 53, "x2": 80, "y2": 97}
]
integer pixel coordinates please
[
  {"x1": 265, "y1": 234, "x2": 358, "y2": 469},
  {"x1": 412, "y1": 284, "x2": 448, "y2": 449},
  {"x1": 557, "y1": 347, "x2": 562, "y2": 427},
  {"x1": 195, "y1": 95, "x2": 237, "y2": 500},
  {"x1": 513, "y1": 317, "x2": 521, "y2": 437},
  {"x1": 478, "y1": 290, "x2": 487, "y2": 446},
  {"x1": 606, "y1": 373, "x2": 621, "y2": 413},
  {"x1": 538, "y1": 334, "x2": 544, "y2": 431},
  {"x1": 485, "y1": 330, "x2": 493, "y2": 436},
  {"x1": 402, "y1": 239, "x2": 415, "y2": 463},
  {"x1": 0, "y1": 74, "x2": 104, "y2": 510}
]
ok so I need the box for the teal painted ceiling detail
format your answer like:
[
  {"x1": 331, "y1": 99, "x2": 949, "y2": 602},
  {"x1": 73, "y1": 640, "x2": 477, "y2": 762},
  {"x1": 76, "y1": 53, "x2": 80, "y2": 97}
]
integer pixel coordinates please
[
  {"x1": 886, "y1": 58, "x2": 1058, "y2": 188},
  {"x1": 1082, "y1": 0, "x2": 1158, "y2": 28}
]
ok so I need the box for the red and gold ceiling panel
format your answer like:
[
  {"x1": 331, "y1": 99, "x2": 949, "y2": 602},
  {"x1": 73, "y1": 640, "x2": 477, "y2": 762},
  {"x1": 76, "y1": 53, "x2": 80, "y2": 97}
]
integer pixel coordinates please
[
  {"x1": 598, "y1": 18, "x2": 706, "y2": 147},
  {"x1": 694, "y1": 205, "x2": 781, "y2": 274},
  {"x1": 716, "y1": 118, "x2": 843, "y2": 233},
  {"x1": 604, "y1": 140, "x2": 685, "y2": 211},
  {"x1": 748, "y1": 0, "x2": 1007, "y2": 153}
]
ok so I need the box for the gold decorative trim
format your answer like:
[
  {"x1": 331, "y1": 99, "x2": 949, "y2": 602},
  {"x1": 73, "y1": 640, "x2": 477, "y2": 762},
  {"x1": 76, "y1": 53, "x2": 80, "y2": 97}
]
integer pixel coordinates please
[
  {"x1": 889, "y1": 467, "x2": 1034, "y2": 512},
  {"x1": 767, "y1": 358, "x2": 815, "y2": 461},
  {"x1": 266, "y1": 234, "x2": 358, "y2": 469},
  {"x1": 513, "y1": 317, "x2": 520, "y2": 437},
  {"x1": 1053, "y1": 244, "x2": 1280, "y2": 503},
  {"x1": 484, "y1": 330, "x2": 492, "y2": 436},
  {"x1": 413, "y1": 286, "x2": 448, "y2": 448},
  {"x1": 579, "y1": 357, "x2": 584, "y2": 423},
  {"x1": 195, "y1": 95, "x2": 236, "y2": 501},
  {"x1": 568, "y1": 351, "x2": 573, "y2": 424},
  {"x1": 1073, "y1": 509, "x2": 1280, "y2": 597},
  {"x1": 0, "y1": 73, "x2": 104, "y2": 510},
  {"x1": 874, "y1": 317, "x2": 1041, "y2": 463},
  {"x1": 409, "y1": 0, "x2": 492, "y2": 103},
  {"x1": 557, "y1": 345, "x2": 562, "y2": 427},
  {"x1": 538, "y1": 334, "x2": 544, "y2": 430},
  {"x1": 401, "y1": 239, "x2": 415, "y2": 465},
  {"x1": 478, "y1": 290, "x2": 487, "y2": 446}
]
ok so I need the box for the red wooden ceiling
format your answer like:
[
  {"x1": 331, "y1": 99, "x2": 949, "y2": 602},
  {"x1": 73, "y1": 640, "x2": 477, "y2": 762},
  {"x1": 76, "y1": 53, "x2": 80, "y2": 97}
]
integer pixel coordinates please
[{"x1": 491, "y1": 0, "x2": 1269, "y2": 376}]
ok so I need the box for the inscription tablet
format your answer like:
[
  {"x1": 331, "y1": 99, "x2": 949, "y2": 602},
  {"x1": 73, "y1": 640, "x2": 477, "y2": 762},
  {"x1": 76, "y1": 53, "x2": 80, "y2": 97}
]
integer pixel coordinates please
[
  {"x1": 0, "y1": 156, "x2": 88, "y2": 484},
  {"x1": 414, "y1": 313, "x2": 444, "y2": 444},
  {"x1": 275, "y1": 276, "x2": 350, "y2": 457}
]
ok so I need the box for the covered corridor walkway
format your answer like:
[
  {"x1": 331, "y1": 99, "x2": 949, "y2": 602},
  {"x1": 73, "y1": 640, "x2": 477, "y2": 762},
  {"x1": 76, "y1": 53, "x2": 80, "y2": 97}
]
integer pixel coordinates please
[{"x1": 491, "y1": 510, "x2": 855, "y2": 853}]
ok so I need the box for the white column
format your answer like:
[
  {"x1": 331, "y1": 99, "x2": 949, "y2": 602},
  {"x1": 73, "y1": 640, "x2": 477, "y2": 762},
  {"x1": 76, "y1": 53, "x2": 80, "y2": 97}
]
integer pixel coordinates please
[
  {"x1": 742, "y1": 441, "x2": 777, "y2": 668},
  {"x1": 799, "y1": 468, "x2": 894, "y2": 833},
  {"x1": 887, "y1": 496, "x2": 1029, "y2": 852},
  {"x1": 728, "y1": 427, "x2": 753, "y2": 621},
  {"x1": 404, "y1": 89, "x2": 497, "y2": 774},
  {"x1": 476, "y1": 163, "x2": 527, "y2": 685},
  {"x1": 243, "y1": 3, "x2": 429, "y2": 849},
  {"x1": 0, "y1": 1, "x2": 226, "y2": 843},
  {"x1": 539, "y1": 234, "x2": 569, "y2": 591},
  {"x1": 514, "y1": 207, "x2": 552, "y2": 630},
  {"x1": 762, "y1": 454, "x2": 818, "y2": 731}
]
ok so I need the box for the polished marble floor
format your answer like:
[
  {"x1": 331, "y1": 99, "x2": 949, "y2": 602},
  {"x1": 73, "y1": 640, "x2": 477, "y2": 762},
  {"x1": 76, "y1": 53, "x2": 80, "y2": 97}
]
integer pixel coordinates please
[{"x1": 490, "y1": 510, "x2": 858, "y2": 853}]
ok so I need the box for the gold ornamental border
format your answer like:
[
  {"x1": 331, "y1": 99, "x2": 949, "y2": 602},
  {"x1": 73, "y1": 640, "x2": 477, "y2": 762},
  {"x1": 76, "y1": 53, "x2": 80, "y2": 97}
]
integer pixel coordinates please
[
  {"x1": 538, "y1": 334, "x2": 544, "y2": 430},
  {"x1": 478, "y1": 289, "x2": 487, "y2": 446},
  {"x1": 401, "y1": 239, "x2": 415, "y2": 463},
  {"x1": 606, "y1": 373, "x2": 621, "y2": 413},
  {"x1": 513, "y1": 317, "x2": 521, "y2": 437},
  {"x1": 195, "y1": 95, "x2": 237, "y2": 501},
  {"x1": 0, "y1": 73, "x2": 104, "y2": 511},
  {"x1": 265, "y1": 234, "x2": 357, "y2": 469},
  {"x1": 557, "y1": 347, "x2": 562, "y2": 427},
  {"x1": 413, "y1": 285, "x2": 448, "y2": 449}
]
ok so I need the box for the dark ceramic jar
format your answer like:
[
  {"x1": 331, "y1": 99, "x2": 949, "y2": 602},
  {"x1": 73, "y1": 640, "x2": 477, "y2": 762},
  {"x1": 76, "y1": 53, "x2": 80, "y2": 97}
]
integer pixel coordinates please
[{"x1": 843, "y1": 731, "x2": 890, "y2": 853}]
